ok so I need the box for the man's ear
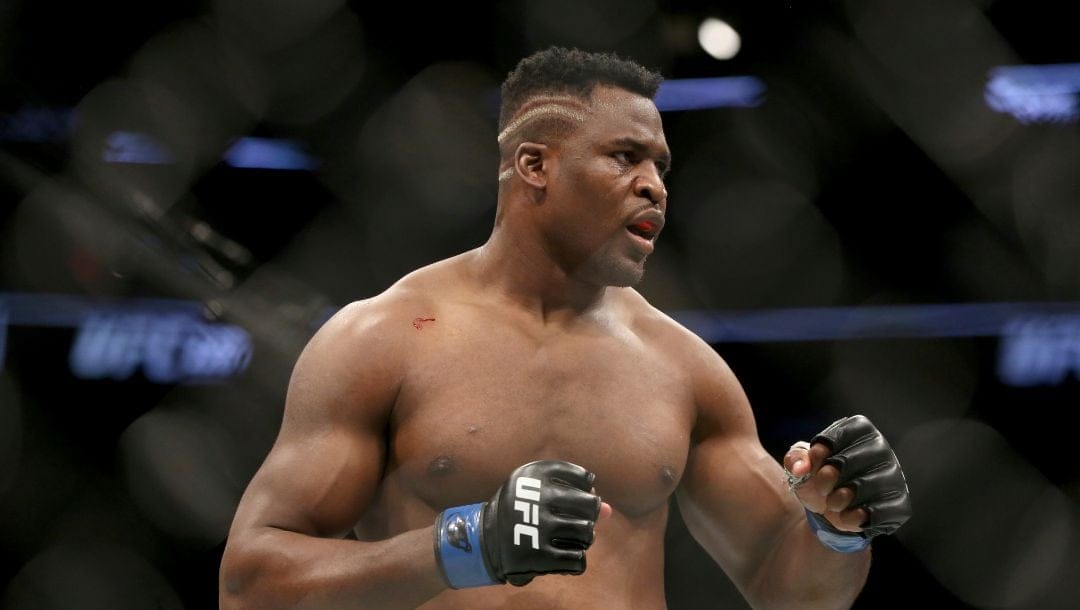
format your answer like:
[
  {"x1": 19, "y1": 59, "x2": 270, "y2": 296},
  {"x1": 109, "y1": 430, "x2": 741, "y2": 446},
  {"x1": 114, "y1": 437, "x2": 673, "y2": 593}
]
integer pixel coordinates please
[{"x1": 514, "y1": 142, "x2": 549, "y2": 190}]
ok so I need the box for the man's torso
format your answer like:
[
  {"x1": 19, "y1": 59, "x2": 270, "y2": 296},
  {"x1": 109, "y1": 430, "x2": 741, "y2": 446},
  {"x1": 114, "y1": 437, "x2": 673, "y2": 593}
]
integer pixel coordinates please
[{"x1": 354, "y1": 260, "x2": 703, "y2": 608}]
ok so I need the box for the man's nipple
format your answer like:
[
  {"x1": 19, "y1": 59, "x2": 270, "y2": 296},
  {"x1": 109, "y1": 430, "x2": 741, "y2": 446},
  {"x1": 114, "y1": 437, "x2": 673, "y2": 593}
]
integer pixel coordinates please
[{"x1": 427, "y1": 454, "x2": 456, "y2": 477}]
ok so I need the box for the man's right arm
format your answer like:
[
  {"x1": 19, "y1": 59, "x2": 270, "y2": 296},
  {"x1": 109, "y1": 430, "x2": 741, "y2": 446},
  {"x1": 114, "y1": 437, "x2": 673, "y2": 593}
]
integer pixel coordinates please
[{"x1": 219, "y1": 298, "x2": 447, "y2": 610}]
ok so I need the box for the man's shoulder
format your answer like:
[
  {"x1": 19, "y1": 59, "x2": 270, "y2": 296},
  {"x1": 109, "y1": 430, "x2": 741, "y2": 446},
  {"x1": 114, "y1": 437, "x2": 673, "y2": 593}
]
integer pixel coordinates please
[
  {"x1": 618, "y1": 289, "x2": 712, "y2": 354},
  {"x1": 384, "y1": 251, "x2": 473, "y2": 302},
  {"x1": 324, "y1": 253, "x2": 471, "y2": 337},
  {"x1": 614, "y1": 291, "x2": 751, "y2": 429},
  {"x1": 618, "y1": 291, "x2": 750, "y2": 424}
]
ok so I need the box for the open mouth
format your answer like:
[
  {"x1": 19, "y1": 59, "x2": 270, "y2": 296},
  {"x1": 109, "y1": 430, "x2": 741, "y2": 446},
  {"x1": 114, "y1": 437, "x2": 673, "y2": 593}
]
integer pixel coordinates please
[{"x1": 626, "y1": 220, "x2": 659, "y2": 241}]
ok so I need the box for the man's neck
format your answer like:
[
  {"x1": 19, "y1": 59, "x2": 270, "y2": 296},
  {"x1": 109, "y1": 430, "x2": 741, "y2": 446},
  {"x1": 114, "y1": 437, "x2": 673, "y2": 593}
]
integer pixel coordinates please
[{"x1": 472, "y1": 226, "x2": 609, "y2": 324}]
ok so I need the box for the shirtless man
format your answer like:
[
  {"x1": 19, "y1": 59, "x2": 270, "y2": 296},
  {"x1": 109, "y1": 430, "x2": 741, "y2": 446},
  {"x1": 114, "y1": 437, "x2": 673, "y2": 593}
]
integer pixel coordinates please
[{"x1": 219, "y1": 47, "x2": 911, "y2": 609}]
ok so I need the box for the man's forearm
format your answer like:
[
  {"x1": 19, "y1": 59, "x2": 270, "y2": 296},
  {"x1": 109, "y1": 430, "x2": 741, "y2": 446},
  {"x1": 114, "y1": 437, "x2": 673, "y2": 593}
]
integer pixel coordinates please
[
  {"x1": 745, "y1": 509, "x2": 871, "y2": 610},
  {"x1": 220, "y1": 526, "x2": 447, "y2": 610}
]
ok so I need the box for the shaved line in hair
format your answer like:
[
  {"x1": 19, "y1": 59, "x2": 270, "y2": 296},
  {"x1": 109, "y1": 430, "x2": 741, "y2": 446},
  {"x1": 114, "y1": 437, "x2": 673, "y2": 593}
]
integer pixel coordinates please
[
  {"x1": 496, "y1": 91, "x2": 624, "y2": 182},
  {"x1": 496, "y1": 95, "x2": 591, "y2": 144}
]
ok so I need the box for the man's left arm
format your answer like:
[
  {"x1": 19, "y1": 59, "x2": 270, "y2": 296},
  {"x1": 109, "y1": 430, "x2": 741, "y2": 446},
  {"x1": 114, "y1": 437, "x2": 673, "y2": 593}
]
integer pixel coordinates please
[{"x1": 675, "y1": 343, "x2": 910, "y2": 609}]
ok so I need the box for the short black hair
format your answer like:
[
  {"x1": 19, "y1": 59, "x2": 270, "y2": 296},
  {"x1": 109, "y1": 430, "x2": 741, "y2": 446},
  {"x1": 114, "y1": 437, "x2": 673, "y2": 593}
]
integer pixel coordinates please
[{"x1": 498, "y1": 46, "x2": 663, "y2": 131}]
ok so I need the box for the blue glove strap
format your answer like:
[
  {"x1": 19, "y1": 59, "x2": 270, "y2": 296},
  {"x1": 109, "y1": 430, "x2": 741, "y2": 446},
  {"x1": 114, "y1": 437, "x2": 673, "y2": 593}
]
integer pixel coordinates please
[
  {"x1": 434, "y1": 503, "x2": 498, "y2": 588},
  {"x1": 804, "y1": 509, "x2": 872, "y2": 554}
]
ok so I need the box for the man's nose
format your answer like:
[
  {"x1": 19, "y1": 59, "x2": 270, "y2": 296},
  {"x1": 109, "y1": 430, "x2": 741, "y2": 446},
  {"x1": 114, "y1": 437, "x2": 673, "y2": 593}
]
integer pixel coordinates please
[{"x1": 633, "y1": 164, "x2": 667, "y2": 207}]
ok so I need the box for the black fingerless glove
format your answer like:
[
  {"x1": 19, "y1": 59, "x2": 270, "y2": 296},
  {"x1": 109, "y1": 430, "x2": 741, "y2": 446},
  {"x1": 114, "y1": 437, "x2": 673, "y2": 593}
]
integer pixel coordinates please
[
  {"x1": 434, "y1": 460, "x2": 602, "y2": 588},
  {"x1": 805, "y1": 415, "x2": 912, "y2": 552}
]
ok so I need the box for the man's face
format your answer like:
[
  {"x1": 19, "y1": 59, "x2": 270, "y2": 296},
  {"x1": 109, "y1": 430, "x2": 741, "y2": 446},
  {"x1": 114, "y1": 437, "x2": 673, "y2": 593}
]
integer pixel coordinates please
[{"x1": 542, "y1": 86, "x2": 670, "y2": 288}]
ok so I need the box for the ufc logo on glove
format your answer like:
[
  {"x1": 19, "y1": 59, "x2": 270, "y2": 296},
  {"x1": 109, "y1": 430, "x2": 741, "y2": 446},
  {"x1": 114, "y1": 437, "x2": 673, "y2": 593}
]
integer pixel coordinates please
[
  {"x1": 434, "y1": 461, "x2": 602, "y2": 588},
  {"x1": 513, "y1": 477, "x2": 542, "y2": 549}
]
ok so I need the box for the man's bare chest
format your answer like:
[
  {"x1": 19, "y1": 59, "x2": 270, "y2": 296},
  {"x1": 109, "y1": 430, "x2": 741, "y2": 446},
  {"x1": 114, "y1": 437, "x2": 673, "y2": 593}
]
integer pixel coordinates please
[{"x1": 385, "y1": 321, "x2": 696, "y2": 517}]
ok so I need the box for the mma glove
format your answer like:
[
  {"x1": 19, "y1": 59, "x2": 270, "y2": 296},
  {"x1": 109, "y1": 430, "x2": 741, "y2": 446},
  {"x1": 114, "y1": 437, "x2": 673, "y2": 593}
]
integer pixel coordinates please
[
  {"x1": 803, "y1": 415, "x2": 912, "y2": 553},
  {"x1": 434, "y1": 460, "x2": 602, "y2": 588}
]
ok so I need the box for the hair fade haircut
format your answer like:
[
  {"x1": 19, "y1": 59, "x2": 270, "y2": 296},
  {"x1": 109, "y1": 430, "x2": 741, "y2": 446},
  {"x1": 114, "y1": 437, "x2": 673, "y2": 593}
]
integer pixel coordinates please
[{"x1": 498, "y1": 47, "x2": 664, "y2": 132}]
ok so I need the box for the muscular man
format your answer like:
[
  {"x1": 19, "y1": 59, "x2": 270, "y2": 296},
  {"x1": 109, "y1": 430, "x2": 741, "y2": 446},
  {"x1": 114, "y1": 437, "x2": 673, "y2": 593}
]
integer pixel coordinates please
[{"x1": 219, "y1": 47, "x2": 911, "y2": 609}]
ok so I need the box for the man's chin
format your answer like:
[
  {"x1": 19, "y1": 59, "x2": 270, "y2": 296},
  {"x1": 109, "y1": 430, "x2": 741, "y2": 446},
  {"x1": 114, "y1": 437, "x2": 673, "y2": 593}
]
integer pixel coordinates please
[
  {"x1": 575, "y1": 250, "x2": 647, "y2": 287},
  {"x1": 599, "y1": 261, "x2": 646, "y2": 288}
]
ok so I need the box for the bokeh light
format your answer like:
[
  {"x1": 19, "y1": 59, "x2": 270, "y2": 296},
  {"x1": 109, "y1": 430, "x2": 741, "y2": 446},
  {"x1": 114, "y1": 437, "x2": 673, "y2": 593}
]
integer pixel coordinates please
[{"x1": 697, "y1": 18, "x2": 741, "y2": 61}]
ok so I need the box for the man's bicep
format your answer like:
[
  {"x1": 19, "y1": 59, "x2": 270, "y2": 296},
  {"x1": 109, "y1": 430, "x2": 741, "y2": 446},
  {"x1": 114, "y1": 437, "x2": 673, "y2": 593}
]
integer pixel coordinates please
[
  {"x1": 231, "y1": 302, "x2": 401, "y2": 538},
  {"x1": 676, "y1": 349, "x2": 802, "y2": 590},
  {"x1": 237, "y1": 424, "x2": 385, "y2": 537}
]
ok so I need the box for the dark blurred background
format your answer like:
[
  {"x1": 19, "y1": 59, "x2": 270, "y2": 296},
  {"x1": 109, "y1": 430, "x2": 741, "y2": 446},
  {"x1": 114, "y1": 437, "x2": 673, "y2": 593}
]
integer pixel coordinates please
[{"x1": 2, "y1": 0, "x2": 1080, "y2": 608}]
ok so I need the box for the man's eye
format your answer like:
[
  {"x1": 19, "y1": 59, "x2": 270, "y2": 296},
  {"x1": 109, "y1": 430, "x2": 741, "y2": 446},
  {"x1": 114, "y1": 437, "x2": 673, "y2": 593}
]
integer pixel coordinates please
[{"x1": 613, "y1": 151, "x2": 634, "y2": 164}]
